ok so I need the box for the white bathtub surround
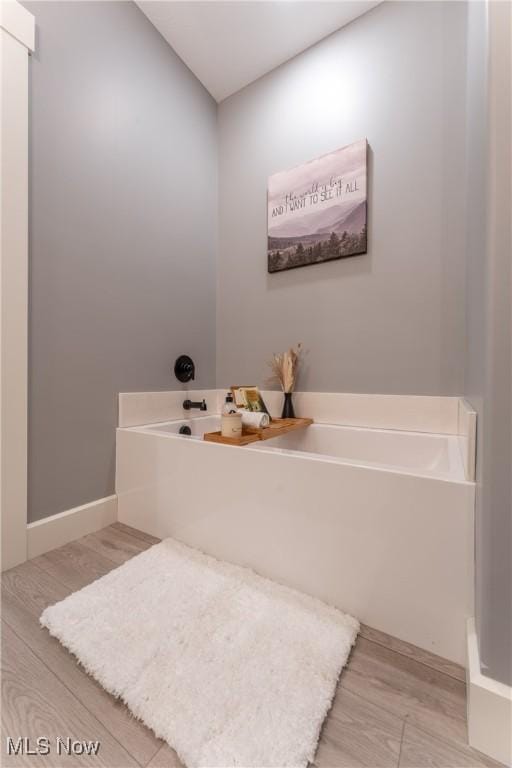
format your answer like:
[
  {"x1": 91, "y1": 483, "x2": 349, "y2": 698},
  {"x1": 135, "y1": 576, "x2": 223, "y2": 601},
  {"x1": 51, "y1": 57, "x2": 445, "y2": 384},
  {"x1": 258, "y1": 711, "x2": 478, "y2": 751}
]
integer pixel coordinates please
[
  {"x1": 260, "y1": 391, "x2": 461, "y2": 434},
  {"x1": 457, "y1": 399, "x2": 477, "y2": 482},
  {"x1": 119, "y1": 390, "x2": 460, "y2": 432},
  {"x1": 41, "y1": 538, "x2": 359, "y2": 768},
  {"x1": 118, "y1": 389, "x2": 218, "y2": 428},
  {"x1": 466, "y1": 619, "x2": 512, "y2": 766},
  {"x1": 117, "y1": 418, "x2": 474, "y2": 665},
  {"x1": 27, "y1": 495, "x2": 118, "y2": 559}
]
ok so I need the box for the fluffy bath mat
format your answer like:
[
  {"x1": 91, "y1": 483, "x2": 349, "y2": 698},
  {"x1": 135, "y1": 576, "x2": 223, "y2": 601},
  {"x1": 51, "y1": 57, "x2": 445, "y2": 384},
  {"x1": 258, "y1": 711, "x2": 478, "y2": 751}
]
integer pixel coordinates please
[{"x1": 41, "y1": 538, "x2": 359, "y2": 768}]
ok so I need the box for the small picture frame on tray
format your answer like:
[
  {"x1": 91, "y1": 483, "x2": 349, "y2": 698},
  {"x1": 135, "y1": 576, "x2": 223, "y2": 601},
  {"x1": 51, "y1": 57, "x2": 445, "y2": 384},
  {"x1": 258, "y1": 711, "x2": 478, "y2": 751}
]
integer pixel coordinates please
[{"x1": 231, "y1": 386, "x2": 270, "y2": 416}]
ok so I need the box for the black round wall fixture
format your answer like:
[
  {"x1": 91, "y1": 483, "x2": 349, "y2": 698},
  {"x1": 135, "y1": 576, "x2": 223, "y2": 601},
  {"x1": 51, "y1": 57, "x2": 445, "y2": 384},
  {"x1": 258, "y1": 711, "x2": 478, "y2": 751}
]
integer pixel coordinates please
[{"x1": 174, "y1": 355, "x2": 195, "y2": 383}]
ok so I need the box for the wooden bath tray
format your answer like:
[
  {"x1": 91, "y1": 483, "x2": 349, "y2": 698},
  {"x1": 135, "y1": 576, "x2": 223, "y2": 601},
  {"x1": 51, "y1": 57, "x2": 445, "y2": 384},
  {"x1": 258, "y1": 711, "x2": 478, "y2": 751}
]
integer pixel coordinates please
[
  {"x1": 203, "y1": 417, "x2": 313, "y2": 447},
  {"x1": 246, "y1": 417, "x2": 313, "y2": 439},
  {"x1": 203, "y1": 430, "x2": 260, "y2": 446}
]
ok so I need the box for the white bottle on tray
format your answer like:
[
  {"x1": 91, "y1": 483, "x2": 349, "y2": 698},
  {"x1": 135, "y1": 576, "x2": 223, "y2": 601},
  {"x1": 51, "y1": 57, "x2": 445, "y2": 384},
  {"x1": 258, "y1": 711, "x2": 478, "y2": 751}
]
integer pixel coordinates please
[{"x1": 221, "y1": 392, "x2": 242, "y2": 438}]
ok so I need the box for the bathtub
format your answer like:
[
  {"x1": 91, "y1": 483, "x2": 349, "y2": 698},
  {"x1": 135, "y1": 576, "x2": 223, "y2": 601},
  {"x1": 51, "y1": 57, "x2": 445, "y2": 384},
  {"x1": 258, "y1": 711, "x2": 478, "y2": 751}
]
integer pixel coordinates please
[
  {"x1": 116, "y1": 414, "x2": 474, "y2": 664},
  {"x1": 146, "y1": 416, "x2": 464, "y2": 480}
]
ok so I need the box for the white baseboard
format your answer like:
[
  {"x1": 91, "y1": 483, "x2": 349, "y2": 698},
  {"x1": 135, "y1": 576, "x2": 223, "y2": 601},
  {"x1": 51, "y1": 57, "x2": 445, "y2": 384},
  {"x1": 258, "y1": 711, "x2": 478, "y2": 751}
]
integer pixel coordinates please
[
  {"x1": 466, "y1": 618, "x2": 512, "y2": 766},
  {"x1": 27, "y1": 495, "x2": 118, "y2": 559}
]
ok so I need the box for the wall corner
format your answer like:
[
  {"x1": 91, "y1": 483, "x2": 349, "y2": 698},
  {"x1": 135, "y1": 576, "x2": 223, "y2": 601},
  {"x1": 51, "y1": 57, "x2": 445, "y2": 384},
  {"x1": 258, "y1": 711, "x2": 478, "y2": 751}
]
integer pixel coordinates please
[{"x1": 466, "y1": 618, "x2": 512, "y2": 766}]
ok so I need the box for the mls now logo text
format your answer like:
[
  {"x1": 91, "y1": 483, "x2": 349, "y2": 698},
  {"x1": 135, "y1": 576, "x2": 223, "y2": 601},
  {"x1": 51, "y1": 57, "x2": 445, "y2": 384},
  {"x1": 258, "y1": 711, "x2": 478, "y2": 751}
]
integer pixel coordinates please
[{"x1": 6, "y1": 737, "x2": 101, "y2": 756}]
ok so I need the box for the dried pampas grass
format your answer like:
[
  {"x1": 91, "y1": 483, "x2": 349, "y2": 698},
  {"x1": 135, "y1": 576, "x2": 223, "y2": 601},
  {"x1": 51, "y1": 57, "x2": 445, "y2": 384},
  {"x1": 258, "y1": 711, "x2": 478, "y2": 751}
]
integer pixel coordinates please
[{"x1": 268, "y1": 344, "x2": 302, "y2": 393}]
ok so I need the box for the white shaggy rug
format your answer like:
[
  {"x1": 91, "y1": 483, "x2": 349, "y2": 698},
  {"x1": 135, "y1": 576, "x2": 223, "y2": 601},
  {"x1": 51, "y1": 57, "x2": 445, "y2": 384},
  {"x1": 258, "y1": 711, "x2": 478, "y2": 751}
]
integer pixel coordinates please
[{"x1": 41, "y1": 538, "x2": 359, "y2": 768}]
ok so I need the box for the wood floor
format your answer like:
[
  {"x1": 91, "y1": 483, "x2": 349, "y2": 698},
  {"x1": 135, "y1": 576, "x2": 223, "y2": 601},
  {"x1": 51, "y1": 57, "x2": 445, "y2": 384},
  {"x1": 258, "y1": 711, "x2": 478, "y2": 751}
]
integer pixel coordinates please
[{"x1": 1, "y1": 524, "x2": 502, "y2": 768}]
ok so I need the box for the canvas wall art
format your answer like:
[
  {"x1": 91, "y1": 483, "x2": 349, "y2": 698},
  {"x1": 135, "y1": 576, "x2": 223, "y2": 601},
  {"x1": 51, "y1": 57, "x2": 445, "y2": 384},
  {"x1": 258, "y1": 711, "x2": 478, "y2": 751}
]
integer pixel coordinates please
[{"x1": 267, "y1": 139, "x2": 367, "y2": 273}]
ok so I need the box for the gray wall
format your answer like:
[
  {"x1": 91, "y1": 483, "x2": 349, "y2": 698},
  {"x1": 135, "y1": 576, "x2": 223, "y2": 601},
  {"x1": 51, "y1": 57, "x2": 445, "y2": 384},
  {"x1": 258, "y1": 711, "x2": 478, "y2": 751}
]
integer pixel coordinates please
[
  {"x1": 217, "y1": 1, "x2": 468, "y2": 394},
  {"x1": 24, "y1": 1, "x2": 218, "y2": 522},
  {"x1": 464, "y1": 0, "x2": 511, "y2": 686}
]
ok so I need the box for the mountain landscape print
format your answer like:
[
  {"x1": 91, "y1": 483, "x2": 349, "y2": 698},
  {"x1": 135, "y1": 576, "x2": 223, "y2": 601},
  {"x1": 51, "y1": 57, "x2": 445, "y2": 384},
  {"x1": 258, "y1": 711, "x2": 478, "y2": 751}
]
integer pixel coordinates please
[{"x1": 268, "y1": 139, "x2": 367, "y2": 272}]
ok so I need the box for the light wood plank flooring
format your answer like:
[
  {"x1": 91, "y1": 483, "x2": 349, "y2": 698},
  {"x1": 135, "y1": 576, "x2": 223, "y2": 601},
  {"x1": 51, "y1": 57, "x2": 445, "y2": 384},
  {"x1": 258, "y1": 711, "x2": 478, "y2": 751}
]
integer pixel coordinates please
[{"x1": 1, "y1": 524, "x2": 502, "y2": 768}]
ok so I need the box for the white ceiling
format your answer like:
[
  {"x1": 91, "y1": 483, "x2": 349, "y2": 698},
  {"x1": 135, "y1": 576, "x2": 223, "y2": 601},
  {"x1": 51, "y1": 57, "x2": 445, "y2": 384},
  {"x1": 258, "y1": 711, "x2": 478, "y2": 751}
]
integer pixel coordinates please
[{"x1": 136, "y1": 1, "x2": 381, "y2": 102}]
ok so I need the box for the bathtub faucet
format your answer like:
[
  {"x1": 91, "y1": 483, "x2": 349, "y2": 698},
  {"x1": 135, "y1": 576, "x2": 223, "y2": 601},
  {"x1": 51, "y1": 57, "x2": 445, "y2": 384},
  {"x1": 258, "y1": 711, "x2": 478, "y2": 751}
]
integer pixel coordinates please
[{"x1": 183, "y1": 399, "x2": 207, "y2": 411}]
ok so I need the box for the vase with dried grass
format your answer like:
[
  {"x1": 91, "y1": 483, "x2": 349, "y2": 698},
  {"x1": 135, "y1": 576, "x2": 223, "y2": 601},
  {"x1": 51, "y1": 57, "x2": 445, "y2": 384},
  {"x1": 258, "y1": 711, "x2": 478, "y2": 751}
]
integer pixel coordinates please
[{"x1": 267, "y1": 344, "x2": 302, "y2": 419}]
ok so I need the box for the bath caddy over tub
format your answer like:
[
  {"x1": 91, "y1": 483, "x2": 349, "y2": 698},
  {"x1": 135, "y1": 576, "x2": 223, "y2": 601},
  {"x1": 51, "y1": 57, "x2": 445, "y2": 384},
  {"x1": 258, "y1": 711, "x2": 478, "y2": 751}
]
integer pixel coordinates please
[{"x1": 203, "y1": 417, "x2": 314, "y2": 446}]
